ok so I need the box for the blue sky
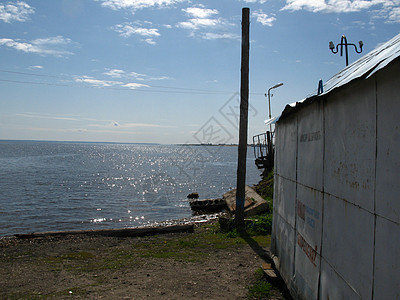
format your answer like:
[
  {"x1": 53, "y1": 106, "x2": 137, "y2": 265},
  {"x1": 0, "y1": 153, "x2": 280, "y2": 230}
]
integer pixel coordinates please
[{"x1": 0, "y1": 0, "x2": 399, "y2": 144}]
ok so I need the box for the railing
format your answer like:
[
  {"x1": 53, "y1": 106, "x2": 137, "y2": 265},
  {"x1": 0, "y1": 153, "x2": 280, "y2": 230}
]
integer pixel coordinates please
[{"x1": 252, "y1": 131, "x2": 274, "y2": 170}]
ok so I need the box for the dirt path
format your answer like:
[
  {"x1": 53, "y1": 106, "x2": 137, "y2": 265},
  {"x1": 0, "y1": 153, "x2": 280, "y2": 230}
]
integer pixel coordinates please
[{"x1": 0, "y1": 223, "x2": 288, "y2": 299}]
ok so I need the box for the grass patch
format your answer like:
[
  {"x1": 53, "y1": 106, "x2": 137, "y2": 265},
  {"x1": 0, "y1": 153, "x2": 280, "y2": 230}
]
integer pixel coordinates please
[
  {"x1": 251, "y1": 235, "x2": 271, "y2": 248},
  {"x1": 133, "y1": 224, "x2": 246, "y2": 261},
  {"x1": 41, "y1": 223, "x2": 251, "y2": 272},
  {"x1": 247, "y1": 214, "x2": 273, "y2": 236},
  {"x1": 247, "y1": 268, "x2": 272, "y2": 299},
  {"x1": 44, "y1": 249, "x2": 138, "y2": 272},
  {"x1": 219, "y1": 214, "x2": 273, "y2": 236},
  {"x1": 96, "y1": 250, "x2": 139, "y2": 270},
  {"x1": 45, "y1": 251, "x2": 95, "y2": 262},
  {"x1": 254, "y1": 169, "x2": 274, "y2": 210}
]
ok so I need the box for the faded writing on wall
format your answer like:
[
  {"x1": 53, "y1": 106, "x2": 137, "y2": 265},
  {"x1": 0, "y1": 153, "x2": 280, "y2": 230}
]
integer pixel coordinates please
[
  {"x1": 297, "y1": 233, "x2": 318, "y2": 267},
  {"x1": 300, "y1": 131, "x2": 321, "y2": 142},
  {"x1": 297, "y1": 200, "x2": 320, "y2": 228}
]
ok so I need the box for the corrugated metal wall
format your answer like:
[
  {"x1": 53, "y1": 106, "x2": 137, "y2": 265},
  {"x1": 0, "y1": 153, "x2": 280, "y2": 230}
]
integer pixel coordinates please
[{"x1": 271, "y1": 59, "x2": 400, "y2": 300}]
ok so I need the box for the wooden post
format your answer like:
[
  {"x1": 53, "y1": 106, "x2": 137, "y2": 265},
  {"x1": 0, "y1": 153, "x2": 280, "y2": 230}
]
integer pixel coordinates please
[{"x1": 235, "y1": 7, "x2": 250, "y2": 229}]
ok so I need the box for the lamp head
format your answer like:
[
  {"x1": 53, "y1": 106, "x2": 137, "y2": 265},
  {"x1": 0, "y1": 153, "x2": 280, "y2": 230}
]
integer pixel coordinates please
[
  {"x1": 359, "y1": 40, "x2": 363, "y2": 48},
  {"x1": 272, "y1": 82, "x2": 283, "y2": 89},
  {"x1": 329, "y1": 41, "x2": 335, "y2": 50}
]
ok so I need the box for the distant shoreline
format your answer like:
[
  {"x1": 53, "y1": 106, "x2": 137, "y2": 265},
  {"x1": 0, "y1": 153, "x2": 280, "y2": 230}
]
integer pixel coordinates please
[
  {"x1": 0, "y1": 140, "x2": 250, "y2": 147},
  {"x1": 0, "y1": 139, "x2": 161, "y2": 145}
]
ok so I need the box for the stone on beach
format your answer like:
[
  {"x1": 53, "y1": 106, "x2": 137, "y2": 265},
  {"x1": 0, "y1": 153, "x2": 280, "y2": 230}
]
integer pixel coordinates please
[{"x1": 223, "y1": 185, "x2": 269, "y2": 217}]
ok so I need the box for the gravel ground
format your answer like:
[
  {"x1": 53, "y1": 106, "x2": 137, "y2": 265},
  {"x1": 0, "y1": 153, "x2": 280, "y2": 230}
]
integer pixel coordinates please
[{"x1": 0, "y1": 222, "x2": 289, "y2": 299}]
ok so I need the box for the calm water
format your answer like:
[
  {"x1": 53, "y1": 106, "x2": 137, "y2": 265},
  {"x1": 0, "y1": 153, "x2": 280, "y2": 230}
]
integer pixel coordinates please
[{"x1": 0, "y1": 141, "x2": 261, "y2": 236}]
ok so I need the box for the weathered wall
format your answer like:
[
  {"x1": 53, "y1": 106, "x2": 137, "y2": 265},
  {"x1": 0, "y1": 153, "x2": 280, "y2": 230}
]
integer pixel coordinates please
[{"x1": 271, "y1": 59, "x2": 400, "y2": 300}]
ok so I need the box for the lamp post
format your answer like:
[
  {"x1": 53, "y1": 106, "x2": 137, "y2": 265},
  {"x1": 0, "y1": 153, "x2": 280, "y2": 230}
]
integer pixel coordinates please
[
  {"x1": 329, "y1": 35, "x2": 363, "y2": 66},
  {"x1": 265, "y1": 82, "x2": 283, "y2": 132}
]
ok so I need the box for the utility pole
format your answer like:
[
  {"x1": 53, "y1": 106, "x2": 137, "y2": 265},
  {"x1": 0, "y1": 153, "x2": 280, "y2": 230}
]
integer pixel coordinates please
[{"x1": 235, "y1": 7, "x2": 250, "y2": 229}]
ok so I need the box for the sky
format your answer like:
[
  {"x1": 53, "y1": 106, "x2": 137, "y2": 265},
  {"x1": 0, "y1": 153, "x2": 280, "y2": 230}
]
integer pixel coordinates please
[{"x1": 0, "y1": 0, "x2": 399, "y2": 144}]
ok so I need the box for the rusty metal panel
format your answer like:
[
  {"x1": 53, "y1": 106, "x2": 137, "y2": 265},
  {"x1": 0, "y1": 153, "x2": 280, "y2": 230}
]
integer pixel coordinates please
[
  {"x1": 319, "y1": 258, "x2": 361, "y2": 299},
  {"x1": 275, "y1": 115, "x2": 297, "y2": 181},
  {"x1": 373, "y1": 216, "x2": 400, "y2": 299},
  {"x1": 275, "y1": 175, "x2": 296, "y2": 227},
  {"x1": 375, "y1": 61, "x2": 400, "y2": 224},
  {"x1": 322, "y1": 194, "x2": 374, "y2": 299},
  {"x1": 324, "y1": 80, "x2": 376, "y2": 212},
  {"x1": 297, "y1": 101, "x2": 323, "y2": 190},
  {"x1": 272, "y1": 212, "x2": 295, "y2": 286}
]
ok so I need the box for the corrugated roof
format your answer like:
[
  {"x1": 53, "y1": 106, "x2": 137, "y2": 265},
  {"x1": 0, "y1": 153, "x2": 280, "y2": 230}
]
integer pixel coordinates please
[{"x1": 277, "y1": 32, "x2": 400, "y2": 121}]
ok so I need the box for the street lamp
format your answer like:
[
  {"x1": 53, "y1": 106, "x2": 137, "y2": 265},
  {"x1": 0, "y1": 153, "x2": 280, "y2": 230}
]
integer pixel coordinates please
[
  {"x1": 265, "y1": 82, "x2": 283, "y2": 132},
  {"x1": 329, "y1": 35, "x2": 363, "y2": 66}
]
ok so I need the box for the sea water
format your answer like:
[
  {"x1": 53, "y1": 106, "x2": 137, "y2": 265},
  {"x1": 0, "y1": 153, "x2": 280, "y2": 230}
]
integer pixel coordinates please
[{"x1": 0, "y1": 140, "x2": 262, "y2": 236}]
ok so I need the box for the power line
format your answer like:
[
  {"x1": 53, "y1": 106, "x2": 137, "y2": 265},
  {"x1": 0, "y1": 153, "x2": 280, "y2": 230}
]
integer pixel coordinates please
[
  {"x1": 0, "y1": 79, "x2": 69, "y2": 87},
  {"x1": 0, "y1": 69, "x2": 264, "y2": 96},
  {"x1": 0, "y1": 79, "x2": 231, "y2": 95},
  {"x1": 0, "y1": 69, "x2": 63, "y2": 79}
]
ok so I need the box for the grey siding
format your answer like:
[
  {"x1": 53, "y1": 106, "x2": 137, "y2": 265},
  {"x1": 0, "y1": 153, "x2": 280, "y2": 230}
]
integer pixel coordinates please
[{"x1": 272, "y1": 59, "x2": 400, "y2": 300}]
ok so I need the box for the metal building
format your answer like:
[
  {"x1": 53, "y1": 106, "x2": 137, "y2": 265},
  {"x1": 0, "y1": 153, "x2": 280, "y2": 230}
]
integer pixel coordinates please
[{"x1": 271, "y1": 33, "x2": 400, "y2": 299}]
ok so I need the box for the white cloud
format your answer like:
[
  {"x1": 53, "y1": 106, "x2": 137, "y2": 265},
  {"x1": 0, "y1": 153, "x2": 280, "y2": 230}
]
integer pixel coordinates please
[
  {"x1": 16, "y1": 112, "x2": 78, "y2": 121},
  {"x1": 124, "y1": 122, "x2": 175, "y2": 128},
  {"x1": 16, "y1": 113, "x2": 175, "y2": 134},
  {"x1": 88, "y1": 122, "x2": 122, "y2": 128},
  {"x1": 103, "y1": 69, "x2": 126, "y2": 78},
  {"x1": 123, "y1": 82, "x2": 150, "y2": 89},
  {"x1": 281, "y1": 0, "x2": 400, "y2": 23},
  {"x1": 144, "y1": 38, "x2": 156, "y2": 45},
  {"x1": 29, "y1": 65, "x2": 43, "y2": 69},
  {"x1": 103, "y1": 68, "x2": 172, "y2": 81},
  {"x1": 183, "y1": 6, "x2": 218, "y2": 18},
  {"x1": 252, "y1": 10, "x2": 276, "y2": 26},
  {"x1": 0, "y1": 1, "x2": 34, "y2": 23},
  {"x1": 129, "y1": 71, "x2": 147, "y2": 79},
  {"x1": 33, "y1": 36, "x2": 71, "y2": 45},
  {"x1": 202, "y1": 32, "x2": 240, "y2": 40},
  {"x1": 178, "y1": 5, "x2": 221, "y2": 30},
  {"x1": 75, "y1": 73, "x2": 155, "y2": 89},
  {"x1": 178, "y1": 5, "x2": 237, "y2": 40},
  {"x1": 74, "y1": 75, "x2": 123, "y2": 87},
  {"x1": 27, "y1": 126, "x2": 144, "y2": 135},
  {"x1": 114, "y1": 24, "x2": 160, "y2": 38},
  {"x1": 178, "y1": 18, "x2": 220, "y2": 30},
  {"x1": 387, "y1": 6, "x2": 400, "y2": 23},
  {"x1": 89, "y1": 122, "x2": 175, "y2": 128},
  {"x1": 100, "y1": 0, "x2": 186, "y2": 12},
  {"x1": 149, "y1": 75, "x2": 173, "y2": 80},
  {"x1": 113, "y1": 22, "x2": 160, "y2": 44},
  {"x1": 242, "y1": 0, "x2": 268, "y2": 3},
  {"x1": 281, "y1": 0, "x2": 389, "y2": 13},
  {"x1": 0, "y1": 36, "x2": 73, "y2": 56}
]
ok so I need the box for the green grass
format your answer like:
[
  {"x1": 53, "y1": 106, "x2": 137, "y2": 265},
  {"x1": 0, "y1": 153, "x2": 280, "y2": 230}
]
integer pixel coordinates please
[
  {"x1": 44, "y1": 249, "x2": 138, "y2": 272},
  {"x1": 247, "y1": 268, "x2": 272, "y2": 299},
  {"x1": 133, "y1": 223, "x2": 247, "y2": 261},
  {"x1": 219, "y1": 214, "x2": 273, "y2": 236},
  {"x1": 251, "y1": 235, "x2": 271, "y2": 248},
  {"x1": 254, "y1": 169, "x2": 274, "y2": 210},
  {"x1": 41, "y1": 222, "x2": 253, "y2": 274},
  {"x1": 247, "y1": 214, "x2": 273, "y2": 236},
  {"x1": 6, "y1": 221, "x2": 274, "y2": 299}
]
